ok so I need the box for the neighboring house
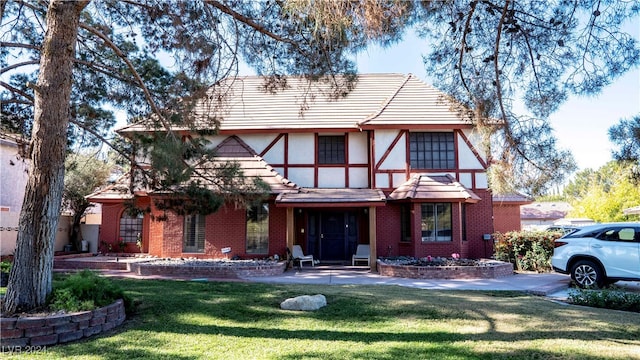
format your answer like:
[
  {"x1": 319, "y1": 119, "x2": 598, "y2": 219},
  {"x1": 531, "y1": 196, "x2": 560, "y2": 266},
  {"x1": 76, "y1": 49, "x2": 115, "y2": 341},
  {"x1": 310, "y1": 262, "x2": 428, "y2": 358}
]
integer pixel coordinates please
[
  {"x1": 492, "y1": 193, "x2": 534, "y2": 233},
  {"x1": 520, "y1": 202, "x2": 573, "y2": 230},
  {"x1": 623, "y1": 205, "x2": 640, "y2": 216},
  {"x1": 88, "y1": 74, "x2": 496, "y2": 267},
  {"x1": 0, "y1": 138, "x2": 29, "y2": 256},
  {"x1": 0, "y1": 137, "x2": 72, "y2": 255}
]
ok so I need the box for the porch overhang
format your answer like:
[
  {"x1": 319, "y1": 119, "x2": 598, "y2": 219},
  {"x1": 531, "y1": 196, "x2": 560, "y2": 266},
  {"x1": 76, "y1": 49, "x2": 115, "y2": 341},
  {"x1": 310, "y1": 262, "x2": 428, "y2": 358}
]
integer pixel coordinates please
[
  {"x1": 275, "y1": 188, "x2": 387, "y2": 208},
  {"x1": 388, "y1": 174, "x2": 481, "y2": 203}
]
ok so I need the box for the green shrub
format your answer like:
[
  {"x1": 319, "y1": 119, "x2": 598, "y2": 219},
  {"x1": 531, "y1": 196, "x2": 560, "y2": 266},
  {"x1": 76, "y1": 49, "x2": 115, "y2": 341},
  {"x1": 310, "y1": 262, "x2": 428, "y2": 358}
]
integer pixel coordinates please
[
  {"x1": 48, "y1": 270, "x2": 134, "y2": 313},
  {"x1": 1, "y1": 260, "x2": 11, "y2": 273},
  {"x1": 493, "y1": 230, "x2": 561, "y2": 272},
  {"x1": 568, "y1": 288, "x2": 640, "y2": 312}
]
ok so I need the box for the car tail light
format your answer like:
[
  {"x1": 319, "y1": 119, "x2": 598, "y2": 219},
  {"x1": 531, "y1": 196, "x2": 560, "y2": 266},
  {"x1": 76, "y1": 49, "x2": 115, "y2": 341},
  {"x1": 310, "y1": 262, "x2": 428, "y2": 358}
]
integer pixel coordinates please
[{"x1": 554, "y1": 241, "x2": 568, "y2": 248}]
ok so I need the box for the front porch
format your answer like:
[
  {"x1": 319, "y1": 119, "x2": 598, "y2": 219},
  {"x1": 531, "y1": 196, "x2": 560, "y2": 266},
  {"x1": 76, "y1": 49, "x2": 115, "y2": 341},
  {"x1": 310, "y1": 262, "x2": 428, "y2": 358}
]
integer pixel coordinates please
[
  {"x1": 52, "y1": 254, "x2": 373, "y2": 280},
  {"x1": 277, "y1": 188, "x2": 386, "y2": 271}
]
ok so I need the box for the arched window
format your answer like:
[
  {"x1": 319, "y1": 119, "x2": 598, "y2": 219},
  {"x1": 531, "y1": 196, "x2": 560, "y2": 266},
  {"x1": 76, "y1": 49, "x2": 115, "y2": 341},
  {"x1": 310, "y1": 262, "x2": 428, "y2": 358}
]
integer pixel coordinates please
[{"x1": 119, "y1": 212, "x2": 143, "y2": 244}]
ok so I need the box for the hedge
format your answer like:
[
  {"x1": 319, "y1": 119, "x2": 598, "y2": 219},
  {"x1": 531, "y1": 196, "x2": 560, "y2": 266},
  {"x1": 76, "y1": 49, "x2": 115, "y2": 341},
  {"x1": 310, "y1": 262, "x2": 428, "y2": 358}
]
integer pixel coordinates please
[{"x1": 493, "y1": 230, "x2": 563, "y2": 272}]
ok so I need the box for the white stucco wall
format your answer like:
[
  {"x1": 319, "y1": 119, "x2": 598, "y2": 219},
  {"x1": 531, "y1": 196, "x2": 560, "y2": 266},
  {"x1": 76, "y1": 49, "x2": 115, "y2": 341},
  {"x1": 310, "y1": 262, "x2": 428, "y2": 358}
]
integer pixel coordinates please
[
  {"x1": 288, "y1": 134, "x2": 315, "y2": 164},
  {"x1": 375, "y1": 173, "x2": 390, "y2": 189},
  {"x1": 375, "y1": 130, "x2": 406, "y2": 170},
  {"x1": 348, "y1": 132, "x2": 368, "y2": 164},
  {"x1": 349, "y1": 167, "x2": 369, "y2": 188},
  {"x1": 254, "y1": 135, "x2": 284, "y2": 164},
  {"x1": 475, "y1": 172, "x2": 489, "y2": 189},
  {"x1": 318, "y1": 168, "x2": 346, "y2": 188},
  {"x1": 287, "y1": 167, "x2": 315, "y2": 187},
  {"x1": 0, "y1": 139, "x2": 29, "y2": 211},
  {"x1": 457, "y1": 133, "x2": 484, "y2": 169}
]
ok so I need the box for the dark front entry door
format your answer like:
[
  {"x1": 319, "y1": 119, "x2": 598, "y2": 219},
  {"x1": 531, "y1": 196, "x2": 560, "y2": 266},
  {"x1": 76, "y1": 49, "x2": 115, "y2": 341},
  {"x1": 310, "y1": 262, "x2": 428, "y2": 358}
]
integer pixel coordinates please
[
  {"x1": 307, "y1": 211, "x2": 359, "y2": 262},
  {"x1": 320, "y1": 212, "x2": 346, "y2": 260}
]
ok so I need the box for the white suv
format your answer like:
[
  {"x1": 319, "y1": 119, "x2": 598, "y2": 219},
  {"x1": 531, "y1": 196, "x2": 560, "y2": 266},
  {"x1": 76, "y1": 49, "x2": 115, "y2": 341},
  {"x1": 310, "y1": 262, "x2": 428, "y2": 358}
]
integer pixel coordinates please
[{"x1": 551, "y1": 223, "x2": 640, "y2": 288}]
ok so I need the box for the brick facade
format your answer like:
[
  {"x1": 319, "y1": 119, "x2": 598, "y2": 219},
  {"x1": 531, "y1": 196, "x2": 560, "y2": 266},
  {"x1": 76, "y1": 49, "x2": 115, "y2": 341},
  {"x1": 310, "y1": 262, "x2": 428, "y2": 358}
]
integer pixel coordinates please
[
  {"x1": 138, "y1": 201, "x2": 287, "y2": 260},
  {"x1": 99, "y1": 191, "x2": 495, "y2": 262},
  {"x1": 377, "y1": 259, "x2": 513, "y2": 279},
  {"x1": 374, "y1": 190, "x2": 494, "y2": 260},
  {"x1": 493, "y1": 203, "x2": 523, "y2": 233},
  {"x1": 464, "y1": 189, "x2": 495, "y2": 259}
]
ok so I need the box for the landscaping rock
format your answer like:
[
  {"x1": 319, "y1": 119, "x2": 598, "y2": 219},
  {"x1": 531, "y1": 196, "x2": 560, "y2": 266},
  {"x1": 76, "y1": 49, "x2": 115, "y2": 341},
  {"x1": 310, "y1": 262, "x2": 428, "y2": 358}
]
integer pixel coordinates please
[{"x1": 280, "y1": 294, "x2": 327, "y2": 311}]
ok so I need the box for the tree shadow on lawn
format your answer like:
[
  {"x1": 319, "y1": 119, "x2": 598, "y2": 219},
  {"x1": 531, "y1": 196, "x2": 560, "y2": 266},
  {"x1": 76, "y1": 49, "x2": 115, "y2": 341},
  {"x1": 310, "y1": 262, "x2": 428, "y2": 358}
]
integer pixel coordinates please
[
  {"x1": 40, "y1": 279, "x2": 640, "y2": 360},
  {"x1": 119, "y1": 279, "x2": 640, "y2": 344}
]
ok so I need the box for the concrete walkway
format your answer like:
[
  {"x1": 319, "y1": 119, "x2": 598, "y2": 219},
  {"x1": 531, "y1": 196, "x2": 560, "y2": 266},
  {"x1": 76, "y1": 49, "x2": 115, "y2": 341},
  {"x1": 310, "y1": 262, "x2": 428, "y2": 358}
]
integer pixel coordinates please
[
  {"x1": 241, "y1": 267, "x2": 573, "y2": 297},
  {"x1": 241, "y1": 266, "x2": 640, "y2": 300},
  {"x1": 55, "y1": 256, "x2": 640, "y2": 301}
]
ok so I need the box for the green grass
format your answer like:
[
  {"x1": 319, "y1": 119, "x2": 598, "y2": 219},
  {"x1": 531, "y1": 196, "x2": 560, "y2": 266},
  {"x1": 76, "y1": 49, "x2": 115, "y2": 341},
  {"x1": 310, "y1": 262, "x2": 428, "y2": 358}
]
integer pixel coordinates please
[{"x1": 5, "y1": 279, "x2": 640, "y2": 359}]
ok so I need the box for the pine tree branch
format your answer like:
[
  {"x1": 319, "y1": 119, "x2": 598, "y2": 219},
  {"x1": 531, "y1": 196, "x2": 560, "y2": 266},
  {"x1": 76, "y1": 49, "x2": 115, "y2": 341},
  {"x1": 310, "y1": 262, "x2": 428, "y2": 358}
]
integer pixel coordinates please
[
  {"x1": 204, "y1": 0, "x2": 303, "y2": 52},
  {"x1": 1, "y1": 60, "x2": 40, "y2": 74},
  {"x1": 0, "y1": 81, "x2": 33, "y2": 102},
  {"x1": 79, "y1": 22, "x2": 174, "y2": 135},
  {"x1": 0, "y1": 41, "x2": 40, "y2": 50}
]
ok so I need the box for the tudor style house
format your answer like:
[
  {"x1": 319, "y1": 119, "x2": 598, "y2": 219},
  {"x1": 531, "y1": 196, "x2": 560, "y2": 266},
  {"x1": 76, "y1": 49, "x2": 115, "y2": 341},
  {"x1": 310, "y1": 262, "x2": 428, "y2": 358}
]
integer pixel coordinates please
[{"x1": 88, "y1": 74, "x2": 496, "y2": 269}]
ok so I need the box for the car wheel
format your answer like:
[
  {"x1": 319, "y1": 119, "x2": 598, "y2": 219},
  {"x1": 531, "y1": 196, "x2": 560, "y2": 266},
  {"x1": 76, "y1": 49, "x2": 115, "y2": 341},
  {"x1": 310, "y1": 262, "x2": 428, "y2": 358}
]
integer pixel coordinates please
[{"x1": 571, "y1": 260, "x2": 605, "y2": 288}]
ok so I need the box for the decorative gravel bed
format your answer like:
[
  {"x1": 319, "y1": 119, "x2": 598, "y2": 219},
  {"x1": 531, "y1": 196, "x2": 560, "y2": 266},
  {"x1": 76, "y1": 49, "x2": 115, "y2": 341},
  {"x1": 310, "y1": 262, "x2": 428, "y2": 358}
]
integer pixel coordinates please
[
  {"x1": 377, "y1": 257, "x2": 514, "y2": 279},
  {"x1": 147, "y1": 258, "x2": 277, "y2": 267},
  {"x1": 128, "y1": 258, "x2": 286, "y2": 278}
]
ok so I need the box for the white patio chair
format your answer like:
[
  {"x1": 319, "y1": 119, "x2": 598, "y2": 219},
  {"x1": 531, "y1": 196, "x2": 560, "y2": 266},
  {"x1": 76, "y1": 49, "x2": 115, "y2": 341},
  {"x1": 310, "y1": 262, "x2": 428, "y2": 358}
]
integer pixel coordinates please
[
  {"x1": 352, "y1": 244, "x2": 370, "y2": 266},
  {"x1": 292, "y1": 245, "x2": 315, "y2": 267}
]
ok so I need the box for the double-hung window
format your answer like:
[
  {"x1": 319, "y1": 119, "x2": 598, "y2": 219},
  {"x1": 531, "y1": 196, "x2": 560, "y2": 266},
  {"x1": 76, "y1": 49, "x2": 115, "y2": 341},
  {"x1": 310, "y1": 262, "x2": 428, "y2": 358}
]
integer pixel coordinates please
[
  {"x1": 409, "y1": 132, "x2": 455, "y2": 169},
  {"x1": 421, "y1": 203, "x2": 452, "y2": 242}
]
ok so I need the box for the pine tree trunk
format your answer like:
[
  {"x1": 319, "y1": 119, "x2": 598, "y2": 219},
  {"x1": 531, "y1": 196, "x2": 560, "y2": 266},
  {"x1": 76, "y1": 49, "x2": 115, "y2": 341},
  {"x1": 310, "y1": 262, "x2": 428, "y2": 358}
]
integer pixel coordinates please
[{"x1": 3, "y1": 0, "x2": 88, "y2": 314}]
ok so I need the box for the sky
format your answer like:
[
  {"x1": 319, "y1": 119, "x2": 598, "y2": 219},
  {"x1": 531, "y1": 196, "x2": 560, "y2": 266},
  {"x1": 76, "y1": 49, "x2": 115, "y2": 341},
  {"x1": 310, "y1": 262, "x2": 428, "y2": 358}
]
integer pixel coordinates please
[{"x1": 354, "y1": 29, "x2": 640, "y2": 173}]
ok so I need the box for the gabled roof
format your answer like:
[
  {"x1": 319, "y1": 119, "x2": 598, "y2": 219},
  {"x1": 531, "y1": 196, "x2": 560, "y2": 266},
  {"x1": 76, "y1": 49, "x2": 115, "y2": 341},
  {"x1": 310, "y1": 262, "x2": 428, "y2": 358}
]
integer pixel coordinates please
[
  {"x1": 85, "y1": 174, "x2": 138, "y2": 202},
  {"x1": 117, "y1": 74, "x2": 472, "y2": 134},
  {"x1": 388, "y1": 174, "x2": 481, "y2": 203},
  {"x1": 358, "y1": 75, "x2": 470, "y2": 128},
  {"x1": 87, "y1": 136, "x2": 298, "y2": 202},
  {"x1": 203, "y1": 136, "x2": 298, "y2": 194}
]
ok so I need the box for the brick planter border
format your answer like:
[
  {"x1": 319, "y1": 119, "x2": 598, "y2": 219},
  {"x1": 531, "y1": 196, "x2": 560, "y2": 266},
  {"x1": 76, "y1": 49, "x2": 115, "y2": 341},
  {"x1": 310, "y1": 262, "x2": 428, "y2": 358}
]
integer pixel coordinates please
[
  {"x1": 1, "y1": 299, "x2": 126, "y2": 350},
  {"x1": 377, "y1": 259, "x2": 514, "y2": 279},
  {"x1": 128, "y1": 261, "x2": 286, "y2": 279}
]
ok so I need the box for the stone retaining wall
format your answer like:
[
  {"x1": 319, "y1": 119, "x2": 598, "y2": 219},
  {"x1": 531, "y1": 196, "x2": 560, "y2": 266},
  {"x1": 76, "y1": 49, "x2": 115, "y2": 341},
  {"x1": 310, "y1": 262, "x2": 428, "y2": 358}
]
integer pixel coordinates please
[
  {"x1": 377, "y1": 260, "x2": 514, "y2": 279},
  {"x1": 0, "y1": 299, "x2": 126, "y2": 350},
  {"x1": 128, "y1": 261, "x2": 286, "y2": 278},
  {"x1": 54, "y1": 259, "x2": 129, "y2": 271}
]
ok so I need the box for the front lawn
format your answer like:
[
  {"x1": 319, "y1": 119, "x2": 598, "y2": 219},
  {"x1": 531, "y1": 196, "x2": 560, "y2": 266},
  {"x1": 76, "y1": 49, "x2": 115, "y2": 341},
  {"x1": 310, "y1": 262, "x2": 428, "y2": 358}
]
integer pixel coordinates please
[{"x1": 5, "y1": 279, "x2": 640, "y2": 359}]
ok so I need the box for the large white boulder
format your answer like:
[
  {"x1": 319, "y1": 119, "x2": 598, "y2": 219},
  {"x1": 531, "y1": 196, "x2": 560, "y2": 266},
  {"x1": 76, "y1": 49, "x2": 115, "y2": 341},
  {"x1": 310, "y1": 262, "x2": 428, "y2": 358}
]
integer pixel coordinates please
[{"x1": 280, "y1": 294, "x2": 327, "y2": 311}]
